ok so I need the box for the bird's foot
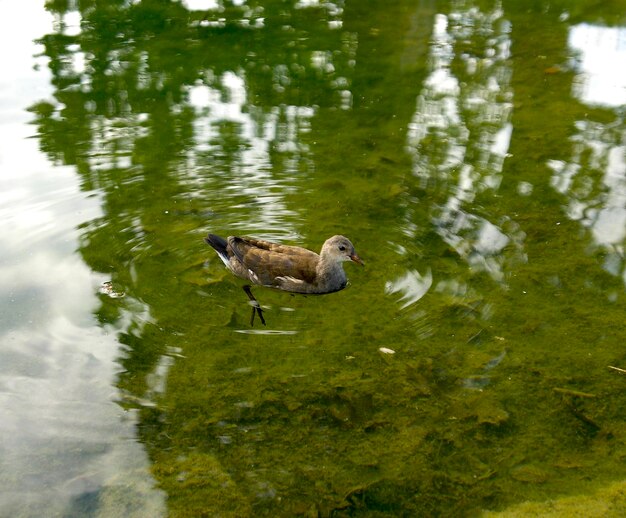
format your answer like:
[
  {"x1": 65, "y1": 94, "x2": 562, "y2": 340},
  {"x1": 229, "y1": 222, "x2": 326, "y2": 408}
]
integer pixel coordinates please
[{"x1": 243, "y1": 285, "x2": 266, "y2": 326}]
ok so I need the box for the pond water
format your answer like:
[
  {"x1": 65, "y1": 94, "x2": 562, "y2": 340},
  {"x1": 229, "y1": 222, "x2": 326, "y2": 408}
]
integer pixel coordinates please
[{"x1": 1, "y1": 0, "x2": 626, "y2": 516}]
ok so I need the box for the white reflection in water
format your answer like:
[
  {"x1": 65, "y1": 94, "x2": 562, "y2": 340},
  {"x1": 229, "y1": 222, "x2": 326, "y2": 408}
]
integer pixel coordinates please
[
  {"x1": 296, "y1": 0, "x2": 345, "y2": 30},
  {"x1": 187, "y1": 70, "x2": 313, "y2": 240},
  {"x1": 0, "y1": 5, "x2": 166, "y2": 513},
  {"x1": 569, "y1": 24, "x2": 626, "y2": 107},
  {"x1": 1, "y1": 323, "x2": 165, "y2": 516},
  {"x1": 183, "y1": 0, "x2": 220, "y2": 10},
  {"x1": 404, "y1": 2, "x2": 523, "y2": 291},
  {"x1": 491, "y1": 122, "x2": 513, "y2": 158},
  {"x1": 385, "y1": 269, "x2": 433, "y2": 309},
  {"x1": 0, "y1": 169, "x2": 166, "y2": 516},
  {"x1": 54, "y1": 10, "x2": 82, "y2": 37},
  {"x1": 549, "y1": 120, "x2": 626, "y2": 283}
]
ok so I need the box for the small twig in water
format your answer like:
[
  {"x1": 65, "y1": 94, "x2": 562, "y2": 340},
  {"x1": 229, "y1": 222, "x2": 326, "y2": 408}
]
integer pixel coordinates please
[{"x1": 553, "y1": 387, "x2": 596, "y2": 398}]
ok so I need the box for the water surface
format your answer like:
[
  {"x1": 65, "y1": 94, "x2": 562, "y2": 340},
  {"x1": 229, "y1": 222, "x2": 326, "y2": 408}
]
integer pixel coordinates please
[{"x1": 2, "y1": 0, "x2": 626, "y2": 516}]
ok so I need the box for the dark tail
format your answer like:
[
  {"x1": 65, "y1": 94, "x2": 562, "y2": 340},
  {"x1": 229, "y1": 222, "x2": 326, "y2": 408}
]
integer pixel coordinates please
[{"x1": 205, "y1": 233, "x2": 229, "y2": 256}]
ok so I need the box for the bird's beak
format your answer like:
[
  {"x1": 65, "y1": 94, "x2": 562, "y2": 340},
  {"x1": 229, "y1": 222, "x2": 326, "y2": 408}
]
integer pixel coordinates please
[{"x1": 350, "y1": 253, "x2": 364, "y2": 266}]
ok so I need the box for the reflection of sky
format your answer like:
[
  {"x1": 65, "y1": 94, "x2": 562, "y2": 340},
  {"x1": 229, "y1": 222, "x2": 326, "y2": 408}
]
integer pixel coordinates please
[
  {"x1": 550, "y1": 23, "x2": 626, "y2": 287},
  {"x1": 183, "y1": 0, "x2": 248, "y2": 9},
  {"x1": 0, "y1": 4, "x2": 165, "y2": 516},
  {"x1": 183, "y1": 0, "x2": 221, "y2": 9},
  {"x1": 569, "y1": 24, "x2": 626, "y2": 107}
]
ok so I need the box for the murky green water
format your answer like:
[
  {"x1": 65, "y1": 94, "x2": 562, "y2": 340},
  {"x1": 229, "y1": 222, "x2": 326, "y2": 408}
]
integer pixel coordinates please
[{"x1": 2, "y1": 0, "x2": 626, "y2": 516}]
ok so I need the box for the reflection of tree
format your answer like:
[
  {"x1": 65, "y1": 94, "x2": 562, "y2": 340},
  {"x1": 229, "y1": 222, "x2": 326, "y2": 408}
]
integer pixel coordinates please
[
  {"x1": 548, "y1": 22, "x2": 626, "y2": 286},
  {"x1": 31, "y1": 0, "x2": 356, "y2": 396},
  {"x1": 403, "y1": 1, "x2": 525, "y2": 292},
  {"x1": 549, "y1": 117, "x2": 626, "y2": 266},
  {"x1": 31, "y1": 1, "x2": 427, "y2": 515}
]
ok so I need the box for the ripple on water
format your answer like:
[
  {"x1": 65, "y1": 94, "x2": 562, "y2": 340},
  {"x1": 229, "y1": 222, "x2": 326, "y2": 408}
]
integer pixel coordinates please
[{"x1": 234, "y1": 329, "x2": 299, "y2": 335}]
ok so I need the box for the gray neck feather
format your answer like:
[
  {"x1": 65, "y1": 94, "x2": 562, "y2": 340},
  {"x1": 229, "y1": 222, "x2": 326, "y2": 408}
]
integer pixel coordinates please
[{"x1": 317, "y1": 257, "x2": 347, "y2": 291}]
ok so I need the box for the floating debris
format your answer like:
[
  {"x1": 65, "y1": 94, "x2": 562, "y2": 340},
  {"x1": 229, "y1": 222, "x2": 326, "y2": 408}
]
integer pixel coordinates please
[
  {"x1": 98, "y1": 281, "x2": 125, "y2": 299},
  {"x1": 379, "y1": 347, "x2": 396, "y2": 355},
  {"x1": 608, "y1": 365, "x2": 626, "y2": 375}
]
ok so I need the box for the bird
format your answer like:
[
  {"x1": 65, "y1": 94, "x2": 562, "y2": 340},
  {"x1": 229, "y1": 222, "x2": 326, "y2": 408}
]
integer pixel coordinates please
[{"x1": 204, "y1": 234, "x2": 363, "y2": 295}]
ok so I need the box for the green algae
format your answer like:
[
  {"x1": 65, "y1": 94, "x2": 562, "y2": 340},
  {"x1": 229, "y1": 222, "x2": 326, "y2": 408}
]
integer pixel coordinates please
[{"x1": 482, "y1": 479, "x2": 626, "y2": 517}]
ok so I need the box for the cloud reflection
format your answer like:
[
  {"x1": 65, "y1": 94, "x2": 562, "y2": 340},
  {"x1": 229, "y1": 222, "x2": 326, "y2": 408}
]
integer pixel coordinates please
[
  {"x1": 0, "y1": 190, "x2": 166, "y2": 516},
  {"x1": 0, "y1": 3, "x2": 166, "y2": 508}
]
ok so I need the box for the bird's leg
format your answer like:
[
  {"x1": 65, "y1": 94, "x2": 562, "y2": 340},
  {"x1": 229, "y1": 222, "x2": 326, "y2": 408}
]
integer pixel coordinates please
[{"x1": 242, "y1": 285, "x2": 266, "y2": 326}]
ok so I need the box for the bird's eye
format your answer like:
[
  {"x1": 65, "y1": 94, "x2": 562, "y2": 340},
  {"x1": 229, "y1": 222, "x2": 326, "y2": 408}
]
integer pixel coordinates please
[{"x1": 338, "y1": 245, "x2": 346, "y2": 251}]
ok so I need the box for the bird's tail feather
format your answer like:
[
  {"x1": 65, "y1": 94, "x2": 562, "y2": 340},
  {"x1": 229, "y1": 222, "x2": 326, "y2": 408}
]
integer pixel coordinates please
[{"x1": 205, "y1": 233, "x2": 230, "y2": 265}]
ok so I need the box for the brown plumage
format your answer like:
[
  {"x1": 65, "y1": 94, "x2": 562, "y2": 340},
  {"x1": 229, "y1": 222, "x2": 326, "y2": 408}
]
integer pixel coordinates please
[{"x1": 205, "y1": 234, "x2": 363, "y2": 294}]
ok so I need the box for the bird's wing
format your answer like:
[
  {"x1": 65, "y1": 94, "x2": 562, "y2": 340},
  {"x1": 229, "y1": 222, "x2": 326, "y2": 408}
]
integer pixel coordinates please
[{"x1": 228, "y1": 237, "x2": 319, "y2": 286}]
